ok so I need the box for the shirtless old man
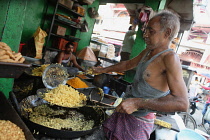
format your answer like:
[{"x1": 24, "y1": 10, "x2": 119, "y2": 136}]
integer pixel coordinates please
[{"x1": 92, "y1": 10, "x2": 188, "y2": 140}]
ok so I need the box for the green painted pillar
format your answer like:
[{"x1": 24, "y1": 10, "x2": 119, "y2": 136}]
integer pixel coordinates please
[
  {"x1": 76, "y1": 0, "x2": 100, "y2": 51},
  {"x1": 0, "y1": 0, "x2": 27, "y2": 98},
  {"x1": 123, "y1": 0, "x2": 166, "y2": 83}
]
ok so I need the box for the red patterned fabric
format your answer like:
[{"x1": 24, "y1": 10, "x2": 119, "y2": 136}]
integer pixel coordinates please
[{"x1": 103, "y1": 112, "x2": 155, "y2": 140}]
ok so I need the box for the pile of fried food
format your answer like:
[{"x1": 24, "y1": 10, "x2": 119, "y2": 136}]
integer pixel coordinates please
[
  {"x1": 42, "y1": 84, "x2": 87, "y2": 108},
  {"x1": 67, "y1": 77, "x2": 89, "y2": 88},
  {"x1": 0, "y1": 42, "x2": 25, "y2": 63},
  {"x1": 85, "y1": 68, "x2": 101, "y2": 75},
  {"x1": 31, "y1": 64, "x2": 50, "y2": 76},
  {"x1": 154, "y1": 119, "x2": 172, "y2": 129},
  {"x1": 28, "y1": 104, "x2": 94, "y2": 131},
  {"x1": 0, "y1": 120, "x2": 26, "y2": 140}
]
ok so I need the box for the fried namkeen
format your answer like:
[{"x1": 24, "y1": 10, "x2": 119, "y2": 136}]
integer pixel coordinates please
[
  {"x1": 31, "y1": 64, "x2": 50, "y2": 76},
  {"x1": 0, "y1": 42, "x2": 25, "y2": 63},
  {"x1": 42, "y1": 84, "x2": 87, "y2": 108},
  {"x1": 0, "y1": 120, "x2": 26, "y2": 140}
]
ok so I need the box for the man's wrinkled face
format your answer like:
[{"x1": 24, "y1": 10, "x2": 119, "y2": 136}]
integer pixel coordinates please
[{"x1": 143, "y1": 16, "x2": 166, "y2": 49}]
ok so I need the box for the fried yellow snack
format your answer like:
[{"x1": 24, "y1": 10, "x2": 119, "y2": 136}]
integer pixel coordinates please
[
  {"x1": 15, "y1": 54, "x2": 22, "y2": 62},
  {"x1": 43, "y1": 84, "x2": 87, "y2": 108},
  {"x1": 32, "y1": 64, "x2": 50, "y2": 76},
  {"x1": 0, "y1": 49, "x2": 6, "y2": 56},
  {"x1": 6, "y1": 50, "x2": 15, "y2": 59},
  {"x1": 154, "y1": 119, "x2": 172, "y2": 129},
  {"x1": 0, "y1": 55, "x2": 10, "y2": 60},
  {"x1": 0, "y1": 59, "x2": 16, "y2": 63},
  {"x1": 18, "y1": 57, "x2": 25, "y2": 63},
  {"x1": 0, "y1": 42, "x2": 25, "y2": 63},
  {"x1": 0, "y1": 120, "x2": 26, "y2": 140}
]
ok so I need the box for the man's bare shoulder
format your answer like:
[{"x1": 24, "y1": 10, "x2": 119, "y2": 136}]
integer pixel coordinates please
[
  {"x1": 163, "y1": 51, "x2": 180, "y2": 62},
  {"x1": 163, "y1": 51, "x2": 182, "y2": 70}
]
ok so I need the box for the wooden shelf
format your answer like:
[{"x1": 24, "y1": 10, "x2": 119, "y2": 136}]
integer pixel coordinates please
[
  {"x1": 58, "y1": 3, "x2": 84, "y2": 17},
  {"x1": 54, "y1": 18, "x2": 80, "y2": 29},
  {"x1": 91, "y1": 40, "x2": 108, "y2": 46},
  {"x1": 50, "y1": 33, "x2": 81, "y2": 42},
  {"x1": 46, "y1": 47, "x2": 61, "y2": 51},
  {"x1": 43, "y1": 0, "x2": 83, "y2": 58}
]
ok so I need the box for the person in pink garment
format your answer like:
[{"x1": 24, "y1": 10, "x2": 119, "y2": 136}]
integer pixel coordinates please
[{"x1": 201, "y1": 85, "x2": 210, "y2": 90}]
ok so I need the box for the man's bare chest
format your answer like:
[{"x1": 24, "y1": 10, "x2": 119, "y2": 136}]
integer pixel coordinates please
[
  {"x1": 63, "y1": 54, "x2": 71, "y2": 60},
  {"x1": 143, "y1": 58, "x2": 166, "y2": 79}
]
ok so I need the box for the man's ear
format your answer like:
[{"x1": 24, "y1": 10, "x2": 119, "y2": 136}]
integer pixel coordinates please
[{"x1": 165, "y1": 28, "x2": 172, "y2": 38}]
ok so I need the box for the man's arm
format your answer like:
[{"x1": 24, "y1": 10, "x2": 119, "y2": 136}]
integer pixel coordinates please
[
  {"x1": 126, "y1": 30, "x2": 137, "y2": 36},
  {"x1": 116, "y1": 52, "x2": 189, "y2": 114},
  {"x1": 71, "y1": 55, "x2": 85, "y2": 72},
  {"x1": 55, "y1": 52, "x2": 64, "y2": 64},
  {"x1": 93, "y1": 49, "x2": 147, "y2": 73}
]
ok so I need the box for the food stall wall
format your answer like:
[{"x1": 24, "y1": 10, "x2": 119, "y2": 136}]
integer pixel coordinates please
[
  {"x1": 0, "y1": 0, "x2": 28, "y2": 98},
  {"x1": 20, "y1": 0, "x2": 47, "y2": 43}
]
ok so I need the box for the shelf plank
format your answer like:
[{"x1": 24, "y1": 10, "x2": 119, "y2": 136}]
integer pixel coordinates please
[
  {"x1": 46, "y1": 47, "x2": 61, "y2": 51},
  {"x1": 91, "y1": 40, "x2": 108, "y2": 46},
  {"x1": 58, "y1": 3, "x2": 84, "y2": 17},
  {"x1": 54, "y1": 18, "x2": 80, "y2": 29},
  {"x1": 50, "y1": 33, "x2": 81, "y2": 42}
]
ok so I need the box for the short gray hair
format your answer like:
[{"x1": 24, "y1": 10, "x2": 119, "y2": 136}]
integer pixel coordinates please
[{"x1": 152, "y1": 10, "x2": 180, "y2": 41}]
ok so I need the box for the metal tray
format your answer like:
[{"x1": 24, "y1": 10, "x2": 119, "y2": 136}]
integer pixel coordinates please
[{"x1": 0, "y1": 62, "x2": 31, "y2": 78}]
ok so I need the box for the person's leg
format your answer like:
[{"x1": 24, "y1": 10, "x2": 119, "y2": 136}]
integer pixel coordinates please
[
  {"x1": 202, "y1": 103, "x2": 209, "y2": 115},
  {"x1": 203, "y1": 103, "x2": 210, "y2": 124},
  {"x1": 103, "y1": 112, "x2": 154, "y2": 140}
]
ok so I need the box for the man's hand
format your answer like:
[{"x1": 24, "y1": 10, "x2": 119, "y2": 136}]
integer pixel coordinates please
[
  {"x1": 115, "y1": 98, "x2": 140, "y2": 114},
  {"x1": 92, "y1": 66, "x2": 105, "y2": 74}
]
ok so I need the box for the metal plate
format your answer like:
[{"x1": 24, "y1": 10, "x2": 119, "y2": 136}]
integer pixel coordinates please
[
  {"x1": 42, "y1": 64, "x2": 69, "y2": 89},
  {"x1": 0, "y1": 62, "x2": 31, "y2": 78}
]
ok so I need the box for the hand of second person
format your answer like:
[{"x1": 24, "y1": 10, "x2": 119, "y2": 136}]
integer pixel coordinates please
[
  {"x1": 92, "y1": 66, "x2": 105, "y2": 74},
  {"x1": 115, "y1": 98, "x2": 140, "y2": 114}
]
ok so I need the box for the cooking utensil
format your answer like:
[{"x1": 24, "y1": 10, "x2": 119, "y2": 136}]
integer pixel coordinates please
[
  {"x1": 85, "y1": 105, "x2": 115, "y2": 109},
  {"x1": 19, "y1": 95, "x2": 106, "y2": 139},
  {"x1": 36, "y1": 86, "x2": 116, "y2": 110},
  {"x1": 42, "y1": 64, "x2": 69, "y2": 89},
  {"x1": 0, "y1": 62, "x2": 31, "y2": 78}
]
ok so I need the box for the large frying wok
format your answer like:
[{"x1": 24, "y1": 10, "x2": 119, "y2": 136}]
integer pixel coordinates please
[{"x1": 19, "y1": 95, "x2": 106, "y2": 139}]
